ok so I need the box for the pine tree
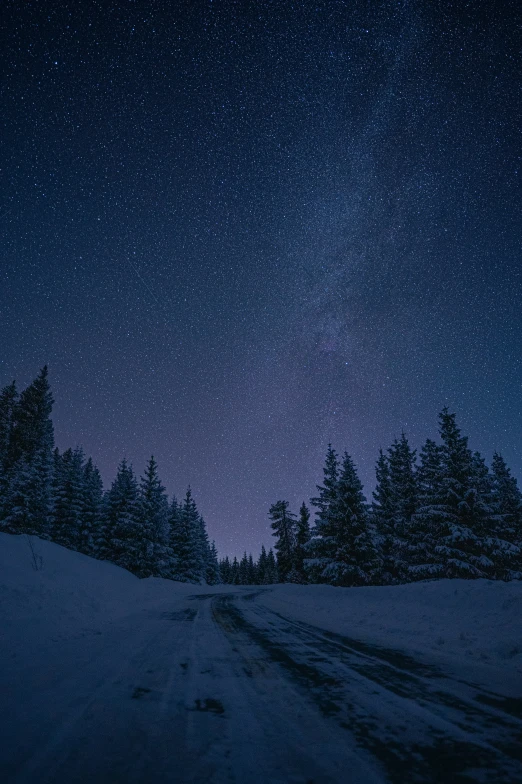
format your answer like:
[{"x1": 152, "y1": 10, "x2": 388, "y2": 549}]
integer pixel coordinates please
[
  {"x1": 81, "y1": 457, "x2": 103, "y2": 555},
  {"x1": 406, "y1": 410, "x2": 493, "y2": 580},
  {"x1": 379, "y1": 434, "x2": 418, "y2": 583},
  {"x1": 268, "y1": 500, "x2": 296, "y2": 581},
  {"x1": 247, "y1": 553, "x2": 257, "y2": 584},
  {"x1": 318, "y1": 452, "x2": 379, "y2": 586},
  {"x1": 265, "y1": 548, "x2": 279, "y2": 583},
  {"x1": 404, "y1": 439, "x2": 444, "y2": 579},
  {"x1": 293, "y1": 502, "x2": 311, "y2": 582},
  {"x1": 219, "y1": 555, "x2": 232, "y2": 583},
  {"x1": 50, "y1": 447, "x2": 86, "y2": 550},
  {"x1": 230, "y1": 556, "x2": 240, "y2": 585},
  {"x1": 2, "y1": 367, "x2": 54, "y2": 537},
  {"x1": 239, "y1": 552, "x2": 249, "y2": 584},
  {"x1": 257, "y1": 545, "x2": 269, "y2": 584},
  {"x1": 491, "y1": 453, "x2": 522, "y2": 553},
  {"x1": 100, "y1": 459, "x2": 141, "y2": 571},
  {"x1": 0, "y1": 381, "x2": 17, "y2": 476},
  {"x1": 136, "y1": 456, "x2": 170, "y2": 578},
  {"x1": 206, "y1": 541, "x2": 221, "y2": 585},
  {"x1": 305, "y1": 445, "x2": 340, "y2": 583},
  {"x1": 170, "y1": 487, "x2": 206, "y2": 583}
]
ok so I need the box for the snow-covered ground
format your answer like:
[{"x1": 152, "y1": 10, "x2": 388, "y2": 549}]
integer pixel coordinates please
[{"x1": 1, "y1": 532, "x2": 522, "y2": 783}]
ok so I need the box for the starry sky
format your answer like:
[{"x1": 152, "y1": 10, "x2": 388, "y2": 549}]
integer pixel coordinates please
[{"x1": 2, "y1": 0, "x2": 521, "y2": 557}]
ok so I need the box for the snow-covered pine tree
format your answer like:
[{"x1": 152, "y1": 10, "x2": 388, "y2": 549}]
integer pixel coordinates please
[
  {"x1": 404, "y1": 438, "x2": 444, "y2": 579},
  {"x1": 170, "y1": 487, "x2": 206, "y2": 583},
  {"x1": 99, "y1": 459, "x2": 141, "y2": 571},
  {"x1": 247, "y1": 553, "x2": 257, "y2": 584},
  {"x1": 197, "y1": 513, "x2": 212, "y2": 583},
  {"x1": 491, "y1": 453, "x2": 522, "y2": 573},
  {"x1": 206, "y1": 541, "x2": 221, "y2": 585},
  {"x1": 371, "y1": 448, "x2": 393, "y2": 582},
  {"x1": 239, "y1": 552, "x2": 249, "y2": 584},
  {"x1": 81, "y1": 457, "x2": 103, "y2": 555},
  {"x1": 136, "y1": 456, "x2": 170, "y2": 578},
  {"x1": 407, "y1": 410, "x2": 492, "y2": 580},
  {"x1": 50, "y1": 447, "x2": 86, "y2": 550},
  {"x1": 0, "y1": 381, "x2": 17, "y2": 485},
  {"x1": 2, "y1": 367, "x2": 54, "y2": 537},
  {"x1": 230, "y1": 556, "x2": 240, "y2": 584},
  {"x1": 219, "y1": 555, "x2": 232, "y2": 583},
  {"x1": 469, "y1": 452, "x2": 520, "y2": 580},
  {"x1": 318, "y1": 452, "x2": 379, "y2": 587},
  {"x1": 268, "y1": 500, "x2": 296, "y2": 582},
  {"x1": 433, "y1": 410, "x2": 494, "y2": 578},
  {"x1": 293, "y1": 502, "x2": 311, "y2": 583},
  {"x1": 257, "y1": 545, "x2": 268, "y2": 584},
  {"x1": 265, "y1": 548, "x2": 279, "y2": 583},
  {"x1": 384, "y1": 434, "x2": 418, "y2": 583},
  {"x1": 305, "y1": 445, "x2": 340, "y2": 583}
]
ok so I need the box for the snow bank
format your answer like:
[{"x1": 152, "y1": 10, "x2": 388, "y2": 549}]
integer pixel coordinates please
[
  {"x1": 261, "y1": 579, "x2": 522, "y2": 683},
  {"x1": 0, "y1": 533, "x2": 207, "y2": 652}
]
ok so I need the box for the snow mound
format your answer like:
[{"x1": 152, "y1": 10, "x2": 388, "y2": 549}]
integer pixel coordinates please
[
  {"x1": 260, "y1": 579, "x2": 522, "y2": 682},
  {"x1": 0, "y1": 533, "x2": 204, "y2": 650}
]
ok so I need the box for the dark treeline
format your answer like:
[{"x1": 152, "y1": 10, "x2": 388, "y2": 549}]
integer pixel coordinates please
[
  {"x1": 2, "y1": 368, "x2": 521, "y2": 589},
  {"x1": 0, "y1": 368, "x2": 220, "y2": 584},
  {"x1": 242, "y1": 411, "x2": 521, "y2": 587}
]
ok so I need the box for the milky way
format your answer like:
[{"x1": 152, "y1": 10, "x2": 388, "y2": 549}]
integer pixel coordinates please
[{"x1": 2, "y1": 0, "x2": 521, "y2": 556}]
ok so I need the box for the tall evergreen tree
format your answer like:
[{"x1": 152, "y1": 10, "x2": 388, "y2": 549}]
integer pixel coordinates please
[
  {"x1": 230, "y1": 556, "x2": 240, "y2": 585},
  {"x1": 404, "y1": 438, "x2": 444, "y2": 579},
  {"x1": 375, "y1": 434, "x2": 418, "y2": 583},
  {"x1": 2, "y1": 367, "x2": 54, "y2": 537},
  {"x1": 81, "y1": 457, "x2": 103, "y2": 555},
  {"x1": 206, "y1": 541, "x2": 221, "y2": 585},
  {"x1": 0, "y1": 381, "x2": 17, "y2": 476},
  {"x1": 257, "y1": 545, "x2": 269, "y2": 584},
  {"x1": 170, "y1": 487, "x2": 206, "y2": 583},
  {"x1": 491, "y1": 453, "x2": 522, "y2": 553},
  {"x1": 314, "y1": 452, "x2": 379, "y2": 586},
  {"x1": 99, "y1": 459, "x2": 141, "y2": 571},
  {"x1": 50, "y1": 447, "x2": 86, "y2": 550},
  {"x1": 293, "y1": 502, "x2": 311, "y2": 582},
  {"x1": 219, "y1": 555, "x2": 232, "y2": 583},
  {"x1": 268, "y1": 500, "x2": 296, "y2": 581},
  {"x1": 265, "y1": 548, "x2": 279, "y2": 583},
  {"x1": 136, "y1": 456, "x2": 170, "y2": 578}
]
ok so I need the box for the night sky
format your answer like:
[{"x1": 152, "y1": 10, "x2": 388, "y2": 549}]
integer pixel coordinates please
[{"x1": 2, "y1": 0, "x2": 521, "y2": 557}]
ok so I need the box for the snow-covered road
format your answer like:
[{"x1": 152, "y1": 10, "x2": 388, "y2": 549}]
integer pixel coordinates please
[{"x1": 2, "y1": 588, "x2": 521, "y2": 783}]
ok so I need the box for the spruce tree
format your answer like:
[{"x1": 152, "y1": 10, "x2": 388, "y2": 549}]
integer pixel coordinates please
[
  {"x1": 170, "y1": 487, "x2": 205, "y2": 583},
  {"x1": 0, "y1": 381, "x2": 17, "y2": 477},
  {"x1": 137, "y1": 456, "x2": 170, "y2": 578},
  {"x1": 404, "y1": 438, "x2": 444, "y2": 579},
  {"x1": 230, "y1": 556, "x2": 240, "y2": 584},
  {"x1": 491, "y1": 453, "x2": 522, "y2": 561},
  {"x1": 257, "y1": 545, "x2": 268, "y2": 584},
  {"x1": 268, "y1": 500, "x2": 296, "y2": 581},
  {"x1": 2, "y1": 367, "x2": 54, "y2": 537},
  {"x1": 265, "y1": 548, "x2": 279, "y2": 583},
  {"x1": 100, "y1": 459, "x2": 141, "y2": 571},
  {"x1": 239, "y1": 552, "x2": 249, "y2": 584},
  {"x1": 381, "y1": 434, "x2": 418, "y2": 583},
  {"x1": 306, "y1": 445, "x2": 340, "y2": 583},
  {"x1": 81, "y1": 457, "x2": 103, "y2": 555},
  {"x1": 50, "y1": 447, "x2": 86, "y2": 550},
  {"x1": 319, "y1": 452, "x2": 379, "y2": 586},
  {"x1": 293, "y1": 502, "x2": 311, "y2": 583},
  {"x1": 206, "y1": 541, "x2": 221, "y2": 585},
  {"x1": 219, "y1": 556, "x2": 232, "y2": 583}
]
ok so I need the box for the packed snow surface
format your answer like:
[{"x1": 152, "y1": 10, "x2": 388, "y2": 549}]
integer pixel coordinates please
[{"x1": 1, "y1": 533, "x2": 522, "y2": 783}]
